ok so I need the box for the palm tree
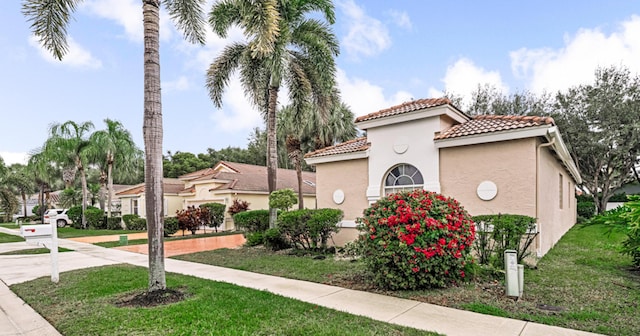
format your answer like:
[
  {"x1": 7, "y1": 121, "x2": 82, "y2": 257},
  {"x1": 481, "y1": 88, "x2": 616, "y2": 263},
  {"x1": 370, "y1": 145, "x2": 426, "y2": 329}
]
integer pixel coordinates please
[
  {"x1": 208, "y1": 0, "x2": 339, "y2": 227},
  {"x1": 24, "y1": 0, "x2": 206, "y2": 293},
  {"x1": 4, "y1": 164, "x2": 36, "y2": 219},
  {"x1": 43, "y1": 120, "x2": 94, "y2": 228},
  {"x1": 27, "y1": 151, "x2": 60, "y2": 219},
  {"x1": 278, "y1": 99, "x2": 357, "y2": 209},
  {"x1": 89, "y1": 119, "x2": 139, "y2": 217}
]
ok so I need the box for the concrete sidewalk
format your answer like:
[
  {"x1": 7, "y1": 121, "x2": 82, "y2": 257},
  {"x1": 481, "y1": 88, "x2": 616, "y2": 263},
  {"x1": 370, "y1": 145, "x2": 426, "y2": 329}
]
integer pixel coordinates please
[{"x1": 0, "y1": 227, "x2": 603, "y2": 336}]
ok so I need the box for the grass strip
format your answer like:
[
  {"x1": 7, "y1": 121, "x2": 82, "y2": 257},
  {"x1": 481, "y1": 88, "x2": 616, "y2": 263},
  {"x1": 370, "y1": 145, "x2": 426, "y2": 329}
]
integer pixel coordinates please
[
  {"x1": 11, "y1": 264, "x2": 439, "y2": 336},
  {"x1": 0, "y1": 232, "x2": 24, "y2": 243},
  {"x1": 0, "y1": 247, "x2": 73, "y2": 255}
]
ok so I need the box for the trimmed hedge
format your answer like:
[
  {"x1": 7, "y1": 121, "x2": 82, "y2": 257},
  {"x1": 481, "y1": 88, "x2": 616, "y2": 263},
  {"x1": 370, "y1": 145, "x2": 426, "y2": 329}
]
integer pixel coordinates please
[
  {"x1": 106, "y1": 217, "x2": 123, "y2": 230},
  {"x1": 86, "y1": 208, "x2": 106, "y2": 229},
  {"x1": 122, "y1": 214, "x2": 140, "y2": 228},
  {"x1": 164, "y1": 217, "x2": 179, "y2": 237},
  {"x1": 233, "y1": 210, "x2": 270, "y2": 233},
  {"x1": 277, "y1": 208, "x2": 342, "y2": 250}
]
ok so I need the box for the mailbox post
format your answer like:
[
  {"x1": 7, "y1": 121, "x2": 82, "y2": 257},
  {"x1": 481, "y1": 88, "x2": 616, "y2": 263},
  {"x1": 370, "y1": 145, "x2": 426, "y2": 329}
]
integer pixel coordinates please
[{"x1": 20, "y1": 221, "x2": 59, "y2": 283}]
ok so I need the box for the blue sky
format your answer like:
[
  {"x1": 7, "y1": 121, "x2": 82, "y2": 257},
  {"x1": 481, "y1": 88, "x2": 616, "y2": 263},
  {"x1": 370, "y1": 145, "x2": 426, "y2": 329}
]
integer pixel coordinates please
[{"x1": 1, "y1": 0, "x2": 639, "y2": 165}]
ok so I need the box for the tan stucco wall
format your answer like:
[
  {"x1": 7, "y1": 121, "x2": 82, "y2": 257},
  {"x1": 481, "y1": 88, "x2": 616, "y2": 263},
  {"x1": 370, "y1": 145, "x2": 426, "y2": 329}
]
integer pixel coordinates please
[
  {"x1": 440, "y1": 138, "x2": 538, "y2": 218},
  {"x1": 315, "y1": 158, "x2": 369, "y2": 245},
  {"x1": 316, "y1": 158, "x2": 369, "y2": 220},
  {"x1": 536, "y1": 139, "x2": 577, "y2": 256}
]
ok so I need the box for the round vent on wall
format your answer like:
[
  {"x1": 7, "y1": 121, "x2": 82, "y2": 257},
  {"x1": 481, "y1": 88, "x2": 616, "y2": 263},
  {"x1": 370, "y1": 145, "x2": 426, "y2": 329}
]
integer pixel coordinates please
[
  {"x1": 477, "y1": 181, "x2": 498, "y2": 201},
  {"x1": 333, "y1": 189, "x2": 345, "y2": 205}
]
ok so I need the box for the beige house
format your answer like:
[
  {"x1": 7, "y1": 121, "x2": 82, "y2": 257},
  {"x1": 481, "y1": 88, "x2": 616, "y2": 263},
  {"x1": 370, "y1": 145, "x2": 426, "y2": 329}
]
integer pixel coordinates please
[
  {"x1": 305, "y1": 98, "x2": 581, "y2": 258},
  {"x1": 117, "y1": 178, "x2": 186, "y2": 219},
  {"x1": 116, "y1": 161, "x2": 316, "y2": 231},
  {"x1": 178, "y1": 161, "x2": 316, "y2": 230}
]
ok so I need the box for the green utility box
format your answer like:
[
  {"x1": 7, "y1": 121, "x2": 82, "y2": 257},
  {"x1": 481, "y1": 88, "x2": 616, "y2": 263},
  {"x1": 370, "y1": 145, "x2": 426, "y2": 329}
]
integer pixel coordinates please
[{"x1": 119, "y1": 235, "x2": 128, "y2": 246}]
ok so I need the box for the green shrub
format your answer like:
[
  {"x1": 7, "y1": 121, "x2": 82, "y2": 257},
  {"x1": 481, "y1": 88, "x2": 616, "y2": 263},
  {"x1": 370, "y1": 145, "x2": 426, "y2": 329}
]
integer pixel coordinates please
[
  {"x1": 106, "y1": 217, "x2": 123, "y2": 230},
  {"x1": 67, "y1": 206, "x2": 83, "y2": 227},
  {"x1": 277, "y1": 208, "x2": 343, "y2": 250},
  {"x1": 263, "y1": 227, "x2": 289, "y2": 251},
  {"x1": 164, "y1": 217, "x2": 179, "y2": 237},
  {"x1": 357, "y1": 190, "x2": 475, "y2": 290},
  {"x1": 577, "y1": 201, "x2": 596, "y2": 219},
  {"x1": 472, "y1": 214, "x2": 538, "y2": 268},
  {"x1": 269, "y1": 189, "x2": 298, "y2": 211},
  {"x1": 31, "y1": 205, "x2": 45, "y2": 217},
  {"x1": 233, "y1": 210, "x2": 269, "y2": 233},
  {"x1": 85, "y1": 208, "x2": 105, "y2": 229},
  {"x1": 127, "y1": 217, "x2": 147, "y2": 231},
  {"x1": 200, "y1": 203, "x2": 226, "y2": 231},
  {"x1": 244, "y1": 232, "x2": 264, "y2": 247},
  {"x1": 307, "y1": 208, "x2": 343, "y2": 249},
  {"x1": 588, "y1": 195, "x2": 640, "y2": 267},
  {"x1": 122, "y1": 214, "x2": 140, "y2": 228}
]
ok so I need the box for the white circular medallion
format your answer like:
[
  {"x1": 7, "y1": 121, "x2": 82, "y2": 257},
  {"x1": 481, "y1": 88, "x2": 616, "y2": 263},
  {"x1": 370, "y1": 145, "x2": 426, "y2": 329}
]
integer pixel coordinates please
[
  {"x1": 477, "y1": 181, "x2": 498, "y2": 201},
  {"x1": 393, "y1": 136, "x2": 409, "y2": 154},
  {"x1": 333, "y1": 189, "x2": 345, "y2": 204}
]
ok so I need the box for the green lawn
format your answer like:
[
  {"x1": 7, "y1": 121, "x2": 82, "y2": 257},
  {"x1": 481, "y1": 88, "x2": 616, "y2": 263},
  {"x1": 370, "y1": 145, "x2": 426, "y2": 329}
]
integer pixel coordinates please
[
  {"x1": 0, "y1": 232, "x2": 24, "y2": 243},
  {"x1": 0, "y1": 223, "x2": 20, "y2": 229},
  {"x1": 175, "y1": 225, "x2": 640, "y2": 336},
  {"x1": 11, "y1": 264, "x2": 438, "y2": 336},
  {"x1": 56, "y1": 227, "x2": 143, "y2": 239},
  {"x1": 95, "y1": 230, "x2": 242, "y2": 248}
]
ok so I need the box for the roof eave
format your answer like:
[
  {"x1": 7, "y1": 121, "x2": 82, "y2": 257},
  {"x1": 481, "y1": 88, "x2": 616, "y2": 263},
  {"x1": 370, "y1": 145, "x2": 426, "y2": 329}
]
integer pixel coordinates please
[
  {"x1": 546, "y1": 126, "x2": 583, "y2": 184},
  {"x1": 305, "y1": 149, "x2": 369, "y2": 165}
]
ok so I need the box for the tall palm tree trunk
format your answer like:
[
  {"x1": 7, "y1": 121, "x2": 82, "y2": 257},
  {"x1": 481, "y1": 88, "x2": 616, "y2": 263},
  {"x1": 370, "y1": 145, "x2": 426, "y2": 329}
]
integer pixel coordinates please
[
  {"x1": 143, "y1": 0, "x2": 166, "y2": 292},
  {"x1": 267, "y1": 84, "x2": 279, "y2": 228},
  {"x1": 107, "y1": 156, "x2": 114, "y2": 217},
  {"x1": 78, "y1": 160, "x2": 88, "y2": 229}
]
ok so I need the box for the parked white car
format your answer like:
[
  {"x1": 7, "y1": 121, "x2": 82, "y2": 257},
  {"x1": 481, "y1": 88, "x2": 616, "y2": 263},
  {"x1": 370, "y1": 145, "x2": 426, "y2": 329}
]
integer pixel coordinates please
[{"x1": 43, "y1": 209, "x2": 72, "y2": 227}]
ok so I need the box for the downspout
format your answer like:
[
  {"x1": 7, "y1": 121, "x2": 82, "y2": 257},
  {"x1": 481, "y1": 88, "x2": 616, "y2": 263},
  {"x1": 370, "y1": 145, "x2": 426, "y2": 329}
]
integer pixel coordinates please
[{"x1": 536, "y1": 136, "x2": 555, "y2": 258}]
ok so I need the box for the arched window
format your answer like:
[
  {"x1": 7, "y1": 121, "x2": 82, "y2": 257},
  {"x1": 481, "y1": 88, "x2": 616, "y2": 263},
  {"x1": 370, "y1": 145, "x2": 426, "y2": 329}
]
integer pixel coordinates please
[{"x1": 384, "y1": 164, "x2": 424, "y2": 195}]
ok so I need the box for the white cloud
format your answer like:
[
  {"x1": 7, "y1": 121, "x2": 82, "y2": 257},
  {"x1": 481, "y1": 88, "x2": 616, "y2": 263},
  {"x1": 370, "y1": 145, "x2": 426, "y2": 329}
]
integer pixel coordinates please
[
  {"x1": 1, "y1": 152, "x2": 28, "y2": 165},
  {"x1": 83, "y1": 0, "x2": 174, "y2": 42},
  {"x1": 29, "y1": 35, "x2": 102, "y2": 69},
  {"x1": 337, "y1": 68, "x2": 413, "y2": 117},
  {"x1": 163, "y1": 76, "x2": 190, "y2": 92},
  {"x1": 432, "y1": 58, "x2": 509, "y2": 107},
  {"x1": 337, "y1": 0, "x2": 391, "y2": 58},
  {"x1": 388, "y1": 10, "x2": 412, "y2": 31},
  {"x1": 510, "y1": 15, "x2": 640, "y2": 94}
]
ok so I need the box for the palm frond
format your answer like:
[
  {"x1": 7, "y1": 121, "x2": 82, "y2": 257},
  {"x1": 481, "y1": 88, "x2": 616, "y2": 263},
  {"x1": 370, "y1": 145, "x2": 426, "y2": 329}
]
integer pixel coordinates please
[
  {"x1": 206, "y1": 42, "x2": 248, "y2": 107},
  {"x1": 163, "y1": 0, "x2": 207, "y2": 44},
  {"x1": 22, "y1": 0, "x2": 81, "y2": 60}
]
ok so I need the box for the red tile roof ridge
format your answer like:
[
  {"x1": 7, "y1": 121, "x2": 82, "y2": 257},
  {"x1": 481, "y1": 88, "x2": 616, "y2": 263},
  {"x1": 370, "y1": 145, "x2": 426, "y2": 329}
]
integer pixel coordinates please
[
  {"x1": 304, "y1": 136, "x2": 369, "y2": 158},
  {"x1": 355, "y1": 97, "x2": 453, "y2": 123},
  {"x1": 473, "y1": 114, "x2": 555, "y2": 124}
]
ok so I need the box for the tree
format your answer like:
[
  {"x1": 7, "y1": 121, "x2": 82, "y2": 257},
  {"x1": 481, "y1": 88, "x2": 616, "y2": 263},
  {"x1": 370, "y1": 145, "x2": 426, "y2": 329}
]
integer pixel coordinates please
[
  {"x1": 278, "y1": 99, "x2": 357, "y2": 208},
  {"x1": 89, "y1": 119, "x2": 140, "y2": 217},
  {"x1": 207, "y1": 0, "x2": 339, "y2": 228},
  {"x1": 554, "y1": 66, "x2": 640, "y2": 213},
  {"x1": 4, "y1": 164, "x2": 36, "y2": 218},
  {"x1": 23, "y1": 0, "x2": 206, "y2": 293},
  {"x1": 42, "y1": 120, "x2": 94, "y2": 228}
]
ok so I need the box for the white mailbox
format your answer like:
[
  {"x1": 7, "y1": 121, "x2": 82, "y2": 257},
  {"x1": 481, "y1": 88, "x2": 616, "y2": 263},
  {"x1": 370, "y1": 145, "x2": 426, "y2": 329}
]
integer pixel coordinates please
[{"x1": 21, "y1": 224, "x2": 53, "y2": 238}]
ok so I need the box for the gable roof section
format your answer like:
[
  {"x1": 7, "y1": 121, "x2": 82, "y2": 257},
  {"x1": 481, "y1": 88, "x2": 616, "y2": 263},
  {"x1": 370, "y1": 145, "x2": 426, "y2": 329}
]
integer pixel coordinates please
[
  {"x1": 356, "y1": 98, "x2": 453, "y2": 122},
  {"x1": 304, "y1": 137, "x2": 370, "y2": 165},
  {"x1": 434, "y1": 115, "x2": 555, "y2": 140},
  {"x1": 116, "y1": 178, "x2": 185, "y2": 197},
  {"x1": 178, "y1": 161, "x2": 316, "y2": 195}
]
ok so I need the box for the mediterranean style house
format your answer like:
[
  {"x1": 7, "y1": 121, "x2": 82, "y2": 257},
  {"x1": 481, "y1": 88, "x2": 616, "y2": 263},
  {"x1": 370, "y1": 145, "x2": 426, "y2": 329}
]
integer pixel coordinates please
[
  {"x1": 116, "y1": 161, "x2": 316, "y2": 230},
  {"x1": 305, "y1": 98, "x2": 581, "y2": 258}
]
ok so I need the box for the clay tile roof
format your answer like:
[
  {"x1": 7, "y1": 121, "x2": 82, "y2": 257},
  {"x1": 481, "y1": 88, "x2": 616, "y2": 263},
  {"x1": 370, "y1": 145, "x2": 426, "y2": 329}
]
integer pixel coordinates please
[
  {"x1": 355, "y1": 97, "x2": 452, "y2": 123},
  {"x1": 434, "y1": 114, "x2": 555, "y2": 140},
  {"x1": 116, "y1": 178, "x2": 185, "y2": 196},
  {"x1": 304, "y1": 137, "x2": 370, "y2": 159}
]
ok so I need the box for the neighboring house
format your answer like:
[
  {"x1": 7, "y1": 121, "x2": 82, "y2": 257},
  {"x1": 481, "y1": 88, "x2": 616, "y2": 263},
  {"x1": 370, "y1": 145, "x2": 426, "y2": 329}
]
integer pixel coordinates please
[
  {"x1": 117, "y1": 178, "x2": 185, "y2": 220},
  {"x1": 305, "y1": 98, "x2": 582, "y2": 258},
  {"x1": 116, "y1": 161, "x2": 316, "y2": 231},
  {"x1": 178, "y1": 161, "x2": 316, "y2": 230}
]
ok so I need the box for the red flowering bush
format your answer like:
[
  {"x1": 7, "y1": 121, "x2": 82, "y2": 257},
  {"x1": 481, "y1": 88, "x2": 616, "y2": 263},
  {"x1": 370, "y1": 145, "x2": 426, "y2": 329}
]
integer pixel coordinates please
[{"x1": 357, "y1": 190, "x2": 475, "y2": 289}]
